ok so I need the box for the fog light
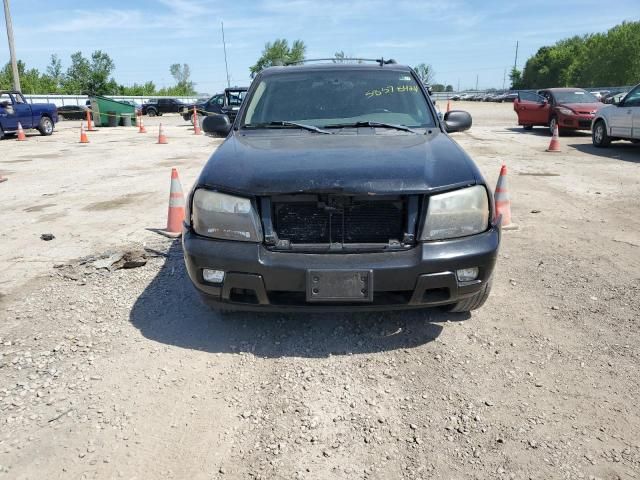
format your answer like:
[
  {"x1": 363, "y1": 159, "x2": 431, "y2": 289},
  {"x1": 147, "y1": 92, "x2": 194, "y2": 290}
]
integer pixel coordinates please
[
  {"x1": 202, "y1": 269, "x2": 225, "y2": 284},
  {"x1": 456, "y1": 267, "x2": 479, "y2": 282}
]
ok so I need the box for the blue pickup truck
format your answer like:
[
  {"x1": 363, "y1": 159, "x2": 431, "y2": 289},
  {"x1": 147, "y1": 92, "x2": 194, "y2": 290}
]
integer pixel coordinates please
[{"x1": 0, "y1": 90, "x2": 58, "y2": 139}]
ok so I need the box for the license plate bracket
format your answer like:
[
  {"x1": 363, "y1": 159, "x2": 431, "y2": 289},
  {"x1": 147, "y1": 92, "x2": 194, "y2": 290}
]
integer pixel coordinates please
[{"x1": 306, "y1": 270, "x2": 373, "y2": 302}]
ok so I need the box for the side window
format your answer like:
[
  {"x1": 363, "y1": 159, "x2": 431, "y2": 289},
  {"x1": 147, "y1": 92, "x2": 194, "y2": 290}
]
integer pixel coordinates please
[
  {"x1": 13, "y1": 93, "x2": 25, "y2": 104},
  {"x1": 216, "y1": 96, "x2": 224, "y2": 106},
  {"x1": 621, "y1": 86, "x2": 640, "y2": 107},
  {"x1": 518, "y1": 91, "x2": 545, "y2": 103},
  {"x1": 0, "y1": 92, "x2": 12, "y2": 106}
]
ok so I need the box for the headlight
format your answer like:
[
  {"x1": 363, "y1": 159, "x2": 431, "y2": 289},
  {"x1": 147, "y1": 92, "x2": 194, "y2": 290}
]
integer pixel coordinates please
[
  {"x1": 192, "y1": 189, "x2": 263, "y2": 242},
  {"x1": 420, "y1": 185, "x2": 489, "y2": 241},
  {"x1": 557, "y1": 107, "x2": 574, "y2": 115}
]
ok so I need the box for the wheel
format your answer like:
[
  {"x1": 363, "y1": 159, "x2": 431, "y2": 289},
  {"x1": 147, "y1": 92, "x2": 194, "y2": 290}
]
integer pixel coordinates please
[
  {"x1": 37, "y1": 116, "x2": 54, "y2": 136},
  {"x1": 0, "y1": 127, "x2": 4, "y2": 140},
  {"x1": 523, "y1": 125, "x2": 533, "y2": 131},
  {"x1": 592, "y1": 120, "x2": 611, "y2": 147},
  {"x1": 548, "y1": 116, "x2": 558, "y2": 135},
  {"x1": 147, "y1": 108, "x2": 157, "y2": 117},
  {"x1": 444, "y1": 278, "x2": 492, "y2": 313}
]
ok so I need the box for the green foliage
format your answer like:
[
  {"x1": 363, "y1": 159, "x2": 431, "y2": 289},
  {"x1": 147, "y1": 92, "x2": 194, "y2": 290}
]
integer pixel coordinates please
[
  {"x1": 520, "y1": 21, "x2": 640, "y2": 88},
  {"x1": 445, "y1": 85, "x2": 454, "y2": 92},
  {"x1": 509, "y1": 67, "x2": 523, "y2": 89},
  {"x1": 169, "y1": 63, "x2": 196, "y2": 95},
  {"x1": 250, "y1": 39, "x2": 306, "y2": 76},
  {"x1": 431, "y1": 84, "x2": 445, "y2": 92},
  {"x1": 0, "y1": 51, "x2": 196, "y2": 97},
  {"x1": 413, "y1": 63, "x2": 435, "y2": 85}
]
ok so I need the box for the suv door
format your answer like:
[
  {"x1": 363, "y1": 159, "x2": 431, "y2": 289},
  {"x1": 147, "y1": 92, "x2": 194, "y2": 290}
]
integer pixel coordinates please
[
  {"x1": 515, "y1": 91, "x2": 550, "y2": 125},
  {"x1": 157, "y1": 99, "x2": 169, "y2": 113},
  {"x1": 617, "y1": 85, "x2": 640, "y2": 139}
]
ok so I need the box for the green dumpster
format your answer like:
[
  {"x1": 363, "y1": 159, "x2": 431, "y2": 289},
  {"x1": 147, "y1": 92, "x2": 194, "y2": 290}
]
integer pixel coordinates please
[{"x1": 89, "y1": 95, "x2": 137, "y2": 127}]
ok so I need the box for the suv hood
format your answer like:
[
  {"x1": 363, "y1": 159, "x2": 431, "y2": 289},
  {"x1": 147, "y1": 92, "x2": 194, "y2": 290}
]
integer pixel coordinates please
[{"x1": 198, "y1": 131, "x2": 479, "y2": 196}]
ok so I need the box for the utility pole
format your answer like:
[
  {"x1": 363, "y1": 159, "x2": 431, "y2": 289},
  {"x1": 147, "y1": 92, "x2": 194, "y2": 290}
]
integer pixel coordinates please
[
  {"x1": 475, "y1": 74, "x2": 478, "y2": 91},
  {"x1": 513, "y1": 41, "x2": 519, "y2": 71},
  {"x1": 457, "y1": 78, "x2": 460, "y2": 93},
  {"x1": 3, "y1": 0, "x2": 21, "y2": 92},
  {"x1": 221, "y1": 21, "x2": 230, "y2": 88},
  {"x1": 502, "y1": 68, "x2": 506, "y2": 91}
]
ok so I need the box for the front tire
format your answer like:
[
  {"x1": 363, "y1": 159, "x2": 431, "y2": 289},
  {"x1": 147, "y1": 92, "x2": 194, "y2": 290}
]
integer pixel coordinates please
[
  {"x1": 37, "y1": 116, "x2": 54, "y2": 136},
  {"x1": 444, "y1": 278, "x2": 492, "y2": 313},
  {"x1": 592, "y1": 120, "x2": 611, "y2": 147},
  {"x1": 147, "y1": 108, "x2": 157, "y2": 117}
]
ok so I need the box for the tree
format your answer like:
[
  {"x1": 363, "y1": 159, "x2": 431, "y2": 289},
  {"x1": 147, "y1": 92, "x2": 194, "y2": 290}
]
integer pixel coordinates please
[
  {"x1": 250, "y1": 39, "x2": 306, "y2": 77},
  {"x1": 445, "y1": 85, "x2": 454, "y2": 92},
  {"x1": 413, "y1": 63, "x2": 435, "y2": 85},
  {"x1": 169, "y1": 63, "x2": 195, "y2": 94},
  {"x1": 518, "y1": 21, "x2": 640, "y2": 88},
  {"x1": 431, "y1": 84, "x2": 445, "y2": 92},
  {"x1": 509, "y1": 67, "x2": 523, "y2": 89}
]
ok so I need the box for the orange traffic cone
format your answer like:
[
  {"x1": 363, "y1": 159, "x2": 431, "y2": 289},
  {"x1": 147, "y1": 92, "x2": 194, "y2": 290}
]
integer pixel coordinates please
[
  {"x1": 546, "y1": 125, "x2": 561, "y2": 152},
  {"x1": 165, "y1": 168, "x2": 185, "y2": 236},
  {"x1": 138, "y1": 113, "x2": 147, "y2": 133},
  {"x1": 86, "y1": 109, "x2": 96, "y2": 131},
  {"x1": 157, "y1": 123, "x2": 168, "y2": 144},
  {"x1": 446, "y1": 99, "x2": 451, "y2": 113},
  {"x1": 193, "y1": 106, "x2": 201, "y2": 135},
  {"x1": 79, "y1": 122, "x2": 89, "y2": 144},
  {"x1": 495, "y1": 164, "x2": 518, "y2": 230},
  {"x1": 17, "y1": 122, "x2": 26, "y2": 141}
]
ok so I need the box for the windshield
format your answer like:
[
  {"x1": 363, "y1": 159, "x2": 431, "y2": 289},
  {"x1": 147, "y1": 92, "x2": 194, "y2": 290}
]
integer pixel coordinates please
[
  {"x1": 226, "y1": 91, "x2": 246, "y2": 107},
  {"x1": 241, "y1": 69, "x2": 435, "y2": 129},
  {"x1": 553, "y1": 90, "x2": 598, "y2": 104}
]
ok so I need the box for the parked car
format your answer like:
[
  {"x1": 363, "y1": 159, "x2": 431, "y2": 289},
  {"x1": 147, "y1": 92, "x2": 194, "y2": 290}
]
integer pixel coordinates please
[
  {"x1": 514, "y1": 88, "x2": 603, "y2": 134},
  {"x1": 459, "y1": 93, "x2": 473, "y2": 101},
  {"x1": 186, "y1": 62, "x2": 498, "y2": 313},
  {"x1": 590, "y1": 91, "x2": 610, "y2": 102},
  {"x1": 0, "y1": 90, "x2": 58, "y2": 139},
  {"x1": 502, "y1": 92, "x2": 518, "y2": 103},
  {"x1": 57, "y1": 104, "x2": 89, "y2": 121},
  {"x1": 591, "y1": 82, "x2": 640, "y2": 147},
  {"x1": 141, "y1": 98, "x2": 187, "y2": 116},
  {"x1": 602, "y1": 91, "x2": 628, "y2": 104},
  {"x1": 450, "y1": 94, "x2": 461, "y2": 101},
  {"x1": 182, "y1": 87, "x2": 248, "y2": 123}
]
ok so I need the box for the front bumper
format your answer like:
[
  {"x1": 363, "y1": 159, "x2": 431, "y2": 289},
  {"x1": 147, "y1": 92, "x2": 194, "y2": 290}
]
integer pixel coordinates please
[
  {"x1": 182, "y1": 226, "x2": 500, "y2": 311},
  {"x1": 558, "y1": 113, "x2": 595, "y2": 130}
]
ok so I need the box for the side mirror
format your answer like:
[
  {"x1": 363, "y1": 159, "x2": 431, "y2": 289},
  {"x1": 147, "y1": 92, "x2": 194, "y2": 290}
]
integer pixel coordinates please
[
  {"x1": 443, "y1": 110, "x2": 472, "y2": 133},
  {"x1": 202, "y1": 114, "x2": 232, "y2": 136}
]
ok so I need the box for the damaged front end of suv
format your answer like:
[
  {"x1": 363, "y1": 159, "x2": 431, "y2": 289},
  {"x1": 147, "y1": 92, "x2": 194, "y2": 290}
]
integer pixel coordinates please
[{"x1": 183, "y1": 61, "x2": 500, "y2": 312}]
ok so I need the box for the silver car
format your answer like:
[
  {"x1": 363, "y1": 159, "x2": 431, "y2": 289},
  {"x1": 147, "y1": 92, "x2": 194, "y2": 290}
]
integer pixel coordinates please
[{"x1": 592, "y1": 83, "x2": 640, "y2": 147}]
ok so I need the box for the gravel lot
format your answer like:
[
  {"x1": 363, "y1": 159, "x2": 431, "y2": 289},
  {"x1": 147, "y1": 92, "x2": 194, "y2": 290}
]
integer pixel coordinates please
[{"x1": 1, "y1": 104, "x2": 639, "y2": 479}]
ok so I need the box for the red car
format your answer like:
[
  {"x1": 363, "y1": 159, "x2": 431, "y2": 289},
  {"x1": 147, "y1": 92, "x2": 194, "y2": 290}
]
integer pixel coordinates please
[{"x1": 514, "y1": 88, "x2": 603, "y2": 135}]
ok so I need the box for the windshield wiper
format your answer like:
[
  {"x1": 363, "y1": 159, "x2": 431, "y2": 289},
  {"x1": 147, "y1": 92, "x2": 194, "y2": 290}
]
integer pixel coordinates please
[
  {"x1": 244, "y1": 121, "x2": 332, "y2": 134},
  {"x1": 324, "y1": 121, "x2": 420, "y2": 134}
]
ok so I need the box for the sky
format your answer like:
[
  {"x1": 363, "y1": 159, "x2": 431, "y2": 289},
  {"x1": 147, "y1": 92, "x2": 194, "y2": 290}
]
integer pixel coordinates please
[{"x1": 1, "y1": 0, "x2": 638, "y2": 94}]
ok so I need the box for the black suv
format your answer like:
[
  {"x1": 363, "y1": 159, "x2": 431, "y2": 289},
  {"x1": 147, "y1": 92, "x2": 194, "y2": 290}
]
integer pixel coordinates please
[
  {"x1": 183, "y1": 62, "x2": 500, "y2": 312},
  {"x1": 182, "y1": 87, "x2": 248, "y2": 123},
  {"x1": 141, "y1": 98, "x2": 187, "y2": 117}
]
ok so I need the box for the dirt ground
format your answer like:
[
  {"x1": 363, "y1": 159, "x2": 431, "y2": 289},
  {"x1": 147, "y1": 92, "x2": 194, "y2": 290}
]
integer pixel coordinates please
[{"x1": 0, "y1": 104, "x2": 639, "y2": 480}]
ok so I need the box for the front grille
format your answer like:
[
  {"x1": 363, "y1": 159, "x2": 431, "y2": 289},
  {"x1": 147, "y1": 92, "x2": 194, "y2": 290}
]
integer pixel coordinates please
[
  {"x1": 578, "y1": 119, "x2": 592, "y2": 128},
  {"x1": 272, "y1": 196, "x2": 405, "y2": 245}
]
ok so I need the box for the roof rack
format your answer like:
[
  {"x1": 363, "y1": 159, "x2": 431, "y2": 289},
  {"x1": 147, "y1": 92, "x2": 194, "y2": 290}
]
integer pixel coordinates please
[{"x1": 284, "y1": 58, "x2": 398, "y2": 66}]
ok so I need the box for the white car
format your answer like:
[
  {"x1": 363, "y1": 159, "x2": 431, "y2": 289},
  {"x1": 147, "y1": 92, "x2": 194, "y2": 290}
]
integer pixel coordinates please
[{"x1": 591, "y1": 83, "x2": 640, "y2": 147}]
